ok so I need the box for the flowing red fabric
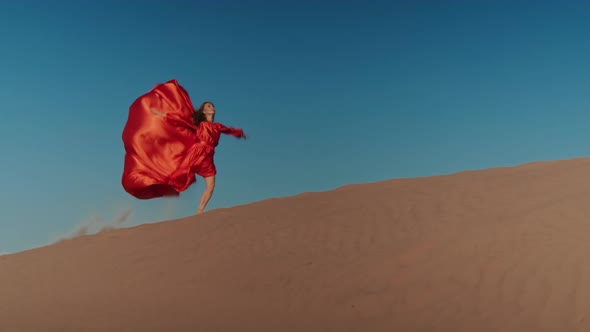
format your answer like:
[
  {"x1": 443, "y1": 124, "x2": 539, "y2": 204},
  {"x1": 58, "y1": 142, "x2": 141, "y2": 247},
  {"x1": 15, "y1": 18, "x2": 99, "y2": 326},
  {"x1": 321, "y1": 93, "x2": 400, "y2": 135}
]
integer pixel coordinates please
[{"x1": 121, "y1": 79, "x2": 198, "y2": 199}]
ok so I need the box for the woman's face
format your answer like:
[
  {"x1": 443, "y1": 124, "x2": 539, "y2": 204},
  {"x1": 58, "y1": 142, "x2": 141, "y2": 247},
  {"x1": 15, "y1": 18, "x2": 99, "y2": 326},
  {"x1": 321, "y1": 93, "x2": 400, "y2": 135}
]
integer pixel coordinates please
[{"x1": 203, "y1": 102, "x2": 215, "y2": 116}]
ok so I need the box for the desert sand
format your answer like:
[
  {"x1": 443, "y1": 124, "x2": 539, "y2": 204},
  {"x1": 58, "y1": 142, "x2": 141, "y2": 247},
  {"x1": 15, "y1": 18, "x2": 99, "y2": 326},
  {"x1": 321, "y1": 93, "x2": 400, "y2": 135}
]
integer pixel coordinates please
[{"x1": 3, "y1": 157, "x2": 590, "y2": 331}]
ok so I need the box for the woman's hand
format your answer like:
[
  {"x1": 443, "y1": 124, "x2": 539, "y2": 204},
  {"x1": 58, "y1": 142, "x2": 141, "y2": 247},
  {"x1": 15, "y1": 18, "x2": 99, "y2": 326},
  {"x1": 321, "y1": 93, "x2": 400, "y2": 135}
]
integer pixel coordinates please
[{"x1": 149, "y1": 108, "x2": 165, "y2": 117}]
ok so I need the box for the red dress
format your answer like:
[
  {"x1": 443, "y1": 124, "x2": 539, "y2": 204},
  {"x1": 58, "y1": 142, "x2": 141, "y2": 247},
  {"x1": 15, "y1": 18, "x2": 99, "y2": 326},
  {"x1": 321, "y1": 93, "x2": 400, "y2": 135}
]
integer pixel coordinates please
[
  {"x1": 167, "y1": 118, "x2": 245, "y2": 192},
  {"x1": 121, "y1": 79, "x2": 244, "y2": 199}
]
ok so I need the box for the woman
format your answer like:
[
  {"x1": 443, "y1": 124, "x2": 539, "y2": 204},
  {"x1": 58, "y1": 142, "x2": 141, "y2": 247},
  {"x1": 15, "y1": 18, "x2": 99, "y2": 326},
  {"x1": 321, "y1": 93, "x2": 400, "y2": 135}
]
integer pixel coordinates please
[
  {"x1": 122, "y1": 79, "x2": 246, "y2": 214},
  {"x1": 167, "y1": 101, "x2": 246, "y2": 214}
]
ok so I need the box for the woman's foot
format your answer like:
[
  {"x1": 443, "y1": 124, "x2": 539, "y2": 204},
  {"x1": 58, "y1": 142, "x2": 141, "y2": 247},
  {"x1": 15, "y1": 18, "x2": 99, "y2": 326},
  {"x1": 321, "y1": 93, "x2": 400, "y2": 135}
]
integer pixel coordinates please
[{"x1": 196, "y1": 209, "x2": 204, "y2": 215}]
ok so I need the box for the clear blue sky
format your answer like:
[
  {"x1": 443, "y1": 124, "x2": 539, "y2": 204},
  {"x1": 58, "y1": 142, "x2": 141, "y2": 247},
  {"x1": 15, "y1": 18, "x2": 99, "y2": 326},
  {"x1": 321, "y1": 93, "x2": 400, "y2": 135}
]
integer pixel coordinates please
[{"x1": 2, "y1": 0, "x2": 590, "y2": 254}]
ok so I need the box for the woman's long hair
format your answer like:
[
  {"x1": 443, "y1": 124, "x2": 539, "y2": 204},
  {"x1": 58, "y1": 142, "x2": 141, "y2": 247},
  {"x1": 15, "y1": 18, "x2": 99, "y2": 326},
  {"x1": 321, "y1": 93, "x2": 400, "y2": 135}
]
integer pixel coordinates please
[{"x1": 192, "y1": 101, "x2": 214, "y2": 126}]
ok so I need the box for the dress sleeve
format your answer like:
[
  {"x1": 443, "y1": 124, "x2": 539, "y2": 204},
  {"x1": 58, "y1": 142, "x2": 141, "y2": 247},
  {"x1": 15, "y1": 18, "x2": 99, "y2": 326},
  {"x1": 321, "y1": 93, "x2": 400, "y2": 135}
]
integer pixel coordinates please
[
  {"x1": 165, "y1": 113, "x2": 197, "y2": 131},
  {"x1": 217, "y1": 122, "x2": 244, "y2": 138}
]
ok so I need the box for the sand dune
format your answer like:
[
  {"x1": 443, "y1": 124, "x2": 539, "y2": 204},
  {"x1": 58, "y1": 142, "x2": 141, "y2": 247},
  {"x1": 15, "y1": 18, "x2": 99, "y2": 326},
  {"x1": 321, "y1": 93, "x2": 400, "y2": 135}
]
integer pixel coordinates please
[{"x1": 3, "y1": 157, "x2": 590, "y2": 331}]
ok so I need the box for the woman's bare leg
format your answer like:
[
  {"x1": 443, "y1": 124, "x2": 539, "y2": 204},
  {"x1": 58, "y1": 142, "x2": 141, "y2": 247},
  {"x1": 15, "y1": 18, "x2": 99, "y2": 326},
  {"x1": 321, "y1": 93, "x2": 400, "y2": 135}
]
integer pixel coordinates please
[{"x1": 197, "y1": 176, "x2": 216, "y2": 214}]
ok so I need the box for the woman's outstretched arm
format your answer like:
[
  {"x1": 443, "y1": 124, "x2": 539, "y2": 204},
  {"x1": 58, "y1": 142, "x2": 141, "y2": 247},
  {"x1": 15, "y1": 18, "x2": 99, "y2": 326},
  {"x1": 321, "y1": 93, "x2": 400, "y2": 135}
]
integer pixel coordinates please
[
  {"x1": 217, "y1": 123, "x2": 246, "y2": 139},
  {"x1": 150, "y1": 108, "x2": 197, "y2": 131}
]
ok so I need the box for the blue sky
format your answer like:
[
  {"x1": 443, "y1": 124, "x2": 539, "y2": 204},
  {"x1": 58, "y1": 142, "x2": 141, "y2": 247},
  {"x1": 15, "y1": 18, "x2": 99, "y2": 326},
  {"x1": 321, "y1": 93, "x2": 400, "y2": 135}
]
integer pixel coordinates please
[{"x1": 2, "y1": 0, "x2": 590, "y2": 254}]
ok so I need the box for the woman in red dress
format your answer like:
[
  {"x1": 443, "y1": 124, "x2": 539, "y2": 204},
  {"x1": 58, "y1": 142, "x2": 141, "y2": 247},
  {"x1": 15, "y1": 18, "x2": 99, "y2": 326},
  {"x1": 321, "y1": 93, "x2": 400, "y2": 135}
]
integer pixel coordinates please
[
  {"x1": 167, "y1": 101, "x2": 246, "y2": 214},
  {"x1": 121, "y1": 79, "x2": 246, "y2": 214}
]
